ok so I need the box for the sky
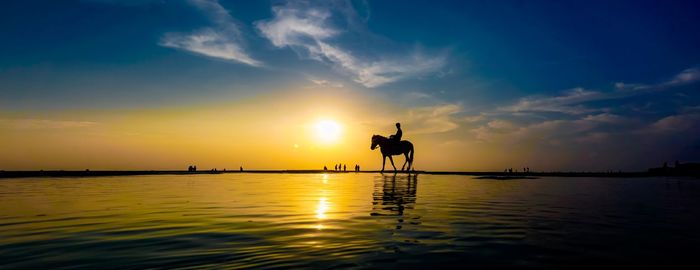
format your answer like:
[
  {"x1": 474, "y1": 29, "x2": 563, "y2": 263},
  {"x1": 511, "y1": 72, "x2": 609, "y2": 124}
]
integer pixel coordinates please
[{"x1": 1, "y1": 0, "x2": 699, "y2": 171}]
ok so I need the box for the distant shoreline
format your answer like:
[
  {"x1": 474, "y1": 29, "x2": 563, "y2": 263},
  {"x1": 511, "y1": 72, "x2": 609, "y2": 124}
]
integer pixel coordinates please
[{"x1": 0, "y1": 170, "x2": 690, "y2": 179}]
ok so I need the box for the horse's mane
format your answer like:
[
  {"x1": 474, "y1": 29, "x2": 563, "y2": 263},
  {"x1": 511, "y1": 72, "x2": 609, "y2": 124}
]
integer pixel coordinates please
[{"x1": 372, "y1": 134, "x2": 388, "y2": 140}]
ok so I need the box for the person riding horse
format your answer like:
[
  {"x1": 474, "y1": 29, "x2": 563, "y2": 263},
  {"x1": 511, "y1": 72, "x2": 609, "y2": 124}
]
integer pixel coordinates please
[
  {"x1": 389, "y1": 123, "x2": 402, "y2": 142},
  {"x1": 371, "y1": 123, "x2": 414, "y2": 172}
]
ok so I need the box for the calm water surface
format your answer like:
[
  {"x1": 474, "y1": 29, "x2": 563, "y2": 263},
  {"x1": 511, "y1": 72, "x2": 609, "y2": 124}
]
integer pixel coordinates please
[{"x1": 1, "y1": 173, "x2": 699, "y2": 269}]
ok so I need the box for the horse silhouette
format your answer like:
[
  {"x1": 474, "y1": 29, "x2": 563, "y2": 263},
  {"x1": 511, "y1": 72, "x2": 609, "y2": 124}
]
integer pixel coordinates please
[{"x1": 371, "y1": 135, "x2": 414, "y2": 172}]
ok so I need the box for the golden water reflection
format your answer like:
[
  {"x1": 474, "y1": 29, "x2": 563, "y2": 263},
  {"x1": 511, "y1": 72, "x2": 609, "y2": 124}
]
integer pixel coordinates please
[
  {"x1": 1, "y1": 173, "x2": 697, "y2": 269},
  {"x1": 315, "y1": 197, "x2": 329, "y2": 220}
]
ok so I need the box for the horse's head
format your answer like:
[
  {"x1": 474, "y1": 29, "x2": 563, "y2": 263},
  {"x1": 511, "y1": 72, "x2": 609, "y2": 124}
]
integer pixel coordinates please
[{"x1": 371, "y1": 134, "x2": 382, "y2": 150}]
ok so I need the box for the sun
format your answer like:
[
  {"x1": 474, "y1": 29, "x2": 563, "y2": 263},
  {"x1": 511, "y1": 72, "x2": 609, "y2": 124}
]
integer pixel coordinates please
[{"x1": 315, "y1": 120, "x2": 341, "y2": 143}]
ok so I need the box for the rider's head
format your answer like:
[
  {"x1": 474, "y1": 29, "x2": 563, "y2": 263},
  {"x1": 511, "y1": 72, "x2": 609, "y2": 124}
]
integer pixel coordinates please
[{"x1": 396, "y1": 122, "x2": 401, "y2": 128}]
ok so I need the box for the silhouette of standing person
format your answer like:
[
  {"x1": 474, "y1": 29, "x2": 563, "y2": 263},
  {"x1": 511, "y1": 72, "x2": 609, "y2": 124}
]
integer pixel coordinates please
[
  {"x1": 343, "y1": 164, "x2": 346, "y2": 171},
  {"x1": 334, "y1": 164, "x2": 338, "y2": 171},
  {"x1": 324, "y1": 166, "x2": 327, "y2": 171},
  {"x1": 389, "y1": 123, "x2": 402, "y2": 142},
  {"x1": 240, "y1": 166, "x2": 243, "y2": 172}
]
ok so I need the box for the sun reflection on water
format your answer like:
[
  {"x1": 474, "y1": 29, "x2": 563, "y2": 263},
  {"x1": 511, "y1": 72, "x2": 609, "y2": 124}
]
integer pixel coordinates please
[{"x1": 316, "y1": 197, "x2": 329, "y2": 220}]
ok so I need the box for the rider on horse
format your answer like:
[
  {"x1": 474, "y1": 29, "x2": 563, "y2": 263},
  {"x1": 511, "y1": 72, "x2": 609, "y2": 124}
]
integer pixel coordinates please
[
  {"x1": 389, "y1": 123, "x2": 402, "y2": 142},
  {"x1": 371, "y1": 123, "x2": 414, "y2": 172}
]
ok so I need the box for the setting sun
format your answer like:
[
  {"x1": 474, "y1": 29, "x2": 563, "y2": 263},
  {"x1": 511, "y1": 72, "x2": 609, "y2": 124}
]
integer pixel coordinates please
[{"x1": 315, "y1": 120, "x2": 341, "y2": 144}]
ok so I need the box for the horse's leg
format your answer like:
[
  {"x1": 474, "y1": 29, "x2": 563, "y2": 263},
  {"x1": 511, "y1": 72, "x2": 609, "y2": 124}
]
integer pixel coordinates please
[
  {"x1": 401, "y1": 152, "x2": 409, "y2": 171},
  {"x1": 382, "y1": 155, "x2": 386, "y2": 172},
  {"x1": 388, "y1": 156, "x2": 397, "y2": 171}
]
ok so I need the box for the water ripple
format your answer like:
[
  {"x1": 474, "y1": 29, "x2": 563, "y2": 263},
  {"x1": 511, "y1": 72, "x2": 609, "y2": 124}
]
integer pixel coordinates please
[{"x1": 1, "y1": 174, "x2": 699, "y2": 269}]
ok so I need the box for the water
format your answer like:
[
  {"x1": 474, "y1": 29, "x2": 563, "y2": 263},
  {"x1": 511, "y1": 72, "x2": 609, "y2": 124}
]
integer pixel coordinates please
[{"x1": 1, "y1": 173, "x2": 698, "y2": 269}]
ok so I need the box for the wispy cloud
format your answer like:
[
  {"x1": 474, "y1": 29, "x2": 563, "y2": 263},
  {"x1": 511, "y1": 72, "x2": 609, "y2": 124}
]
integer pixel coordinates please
[
  {"x1": 255, "y1": 1, "x2": 446, "y2": 88},
  {"x1": 649, "y1": 113, "x2": 700, "y2": 133},
  {"x1": 159, "y1": 0, "x2": 261, "y2": 66},
  {"x1": 499, "y1": 87, "x2": 606, "y2": 115},
  {"x1": 502, "y1": 67, "x2": 700, "y2": 116},
  {"x1": 362, "y1": 102, "x2": 463, "y2": 135},
  {"x1": 615, "y1": 67, "x2": 700, "y2": 91},
  {"x1": 308, "y1": 78, "x2": 344, "y2": 88},
  {"x1": 664, "y1": 67, "x2": 700, "y2": 86},
  {"x1": 405, "y1": 103, "x2": 462, "y2": 134}
]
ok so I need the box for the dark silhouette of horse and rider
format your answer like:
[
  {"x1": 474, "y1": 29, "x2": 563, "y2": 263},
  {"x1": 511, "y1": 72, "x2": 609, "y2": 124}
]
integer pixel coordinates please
[{"x1": 371, "y1": 123, "x2": 414, "y2": 172}]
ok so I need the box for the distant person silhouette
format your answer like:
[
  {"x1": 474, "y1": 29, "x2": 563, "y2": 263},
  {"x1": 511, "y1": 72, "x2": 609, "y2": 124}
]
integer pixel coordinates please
[
  {"x1": 324, "y1": 166, "x2": 328, "y2": 171},
  {"x1": 389, "y1": 123, "x2": 402, "y2": 142},
  {"x1": 334, "y1": 164, "x2": 338, "y2": 171},
  {"x1": 240, "y1": 166, "x2": 243, "y2": 172},
  {"x1": 343, "y1": 164, "x2": 346, "y2": 171}
]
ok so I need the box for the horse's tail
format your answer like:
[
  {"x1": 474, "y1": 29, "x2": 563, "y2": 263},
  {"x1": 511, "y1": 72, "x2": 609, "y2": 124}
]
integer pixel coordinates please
[{"x1": 409, "y1": 143, "x2": 415, "y2": 170}]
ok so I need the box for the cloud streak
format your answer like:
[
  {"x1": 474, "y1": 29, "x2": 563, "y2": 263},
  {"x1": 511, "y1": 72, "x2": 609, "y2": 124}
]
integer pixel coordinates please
[
  {"x1": 308, "y1": 78, "x2": 344, "y2": 88},
  {"x1": 255, "y1": 1, "x2": 446, "y2": 88},
  {"x1": 159, "y1": 0, "x2": 261, "y2": 66},
  {"x1": 500, "y1": 87, "x2": 606, "y2": 115},
  {"x1": 615, "y1": 67, "x2": 700, "y2": 91},
  {"x1": 501, "y1": 67, "x2": 700, "y2": 116}
]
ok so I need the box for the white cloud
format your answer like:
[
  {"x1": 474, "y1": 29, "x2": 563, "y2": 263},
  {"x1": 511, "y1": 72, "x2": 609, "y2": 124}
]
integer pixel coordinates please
[
  {"x1": 664, "y1": 67, "x2": 700, "y2": 86},
  {"x1": 256, "y1": 6, "x2": 337, "y2": 47},
  {"x1": 159, "y1": 0, "x2": 261, "y2": 66},
  {"x1": 255, "y1": 2, "x2": 445, "y2": 88},
  {"x1": 161, "y1": 29, "x2": 260, "y2": 66}
]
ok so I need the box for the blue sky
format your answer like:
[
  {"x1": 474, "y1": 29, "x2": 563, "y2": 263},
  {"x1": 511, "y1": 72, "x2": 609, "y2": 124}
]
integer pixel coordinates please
[{"x1": 1, "y1": 0, "x2": 699, "y2": 170}]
